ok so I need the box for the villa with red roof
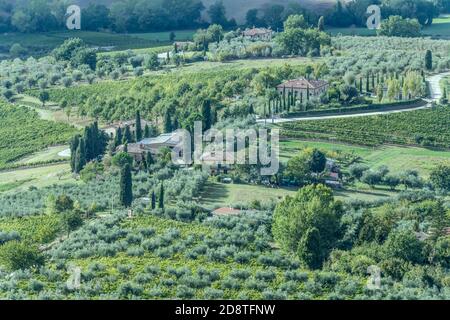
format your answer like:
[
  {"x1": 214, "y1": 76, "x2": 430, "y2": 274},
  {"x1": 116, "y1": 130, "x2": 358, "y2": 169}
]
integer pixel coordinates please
[{"x1": 277, "y1": 78, "x2": 329, "y2": 99}]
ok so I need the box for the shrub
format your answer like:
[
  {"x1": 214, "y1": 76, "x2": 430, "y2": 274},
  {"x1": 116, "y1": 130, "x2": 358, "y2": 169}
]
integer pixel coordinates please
[
  {"x1": 0, "y1": 241, "x2": 44, "y2": 271},
  {"x1": 229, "y1": 269, "x2": 251, "y2": 280},
  {"x1": 255, "y1": 269, "x2": 276, "y2": 282},
  {"x1": 203, "y1": 287, "x2": 224, "y2": 299},
  {"x1": 284, "y1": 270, "x2": 309, "y2": 283},
  {"x1": 116, "y1": 264, "x2": 133, "y2": 275},
  {"x1": 118, "y1": 282, "x2": 143, "y2": 297},
  {"x1": 126, "y1": 246, "x2": 144, "y2": 257},
  {"x1": 245, "y1": 278, "x2": 268, "y2": 291},
  {"x1": 220, "y1": 277, "x2": 241, "y2": 290},
  {"x1": 29, "y1": 279, "x2": 45, "y2": 292},
  {"x1": 262, "y1": 289, "x2": 288, "y2": 300},
  {"x1": 176, "y1": 285, "x2": 195, "y2": 299}
]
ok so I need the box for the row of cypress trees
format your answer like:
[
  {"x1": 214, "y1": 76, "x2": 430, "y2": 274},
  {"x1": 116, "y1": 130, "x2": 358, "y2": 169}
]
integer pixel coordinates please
[{"x1": 70, "y1": 122, "x2": 108, "y2": 173}]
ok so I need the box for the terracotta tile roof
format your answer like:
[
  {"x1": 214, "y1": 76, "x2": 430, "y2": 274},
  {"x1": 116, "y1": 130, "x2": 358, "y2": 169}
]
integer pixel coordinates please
[
  {"x1": 212, "y1": 207, "x2": 242, "y2": 216},
  {"x1": 277, "y1": 78, "x2": 328, "y2": 90},
  {"x1": 243, "y1": 28, "x2": 272, "y2": 36}
]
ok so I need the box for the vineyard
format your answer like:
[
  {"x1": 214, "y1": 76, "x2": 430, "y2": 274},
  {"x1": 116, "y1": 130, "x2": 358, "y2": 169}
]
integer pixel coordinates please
[
  {"x1": 280, "y1": 106, "x2": 450, "y2": 148},
  {"x1": 0, "y1": 103, "x2": 78, "y2": 168},
  {"x1": 0, "y1": 210, "x2": 358, "y2": 300}
]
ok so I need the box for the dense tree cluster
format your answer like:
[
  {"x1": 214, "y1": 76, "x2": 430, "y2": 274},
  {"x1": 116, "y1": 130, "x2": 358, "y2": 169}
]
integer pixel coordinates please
[
  {"x1": 70, "y1": 122, "x2": 108, "y2": 174},
  {"x1": 0, "y1": 0, "x2": 206, "y2": 33},
  {"x1": 325, "y1": 0, "x2": 440, "y2": 28}
]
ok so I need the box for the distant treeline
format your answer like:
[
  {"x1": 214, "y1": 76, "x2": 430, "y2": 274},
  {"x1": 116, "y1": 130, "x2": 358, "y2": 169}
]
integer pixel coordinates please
[{"x1": 0, "y1": 0, "x2": 448, "y2": 33}]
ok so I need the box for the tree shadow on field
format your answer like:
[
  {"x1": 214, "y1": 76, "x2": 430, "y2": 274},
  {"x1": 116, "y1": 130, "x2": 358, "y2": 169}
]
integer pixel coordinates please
[{"x1": 198, "y1": 182, "x2": 229, "y2": 205}]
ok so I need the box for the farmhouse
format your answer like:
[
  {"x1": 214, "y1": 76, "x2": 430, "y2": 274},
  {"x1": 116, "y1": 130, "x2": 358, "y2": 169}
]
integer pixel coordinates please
[
  {"x1": 175, "y1": 41, "x2": 194, "y2": 51},
  {"x1": 117, "y1": 132, "x2": 180, "y2": 162},
  {"x1": 103, "y1": 119, "x2": 151, "y2": 138},
  {"x1": 242, "y1": 27, "x2": 273, "y2": 41},
  {"x1": 277, "y1": 78, "x2": 329, "y2": 99},
  {"x1": 212, "y1": 207, "x2": 242, "y2": 216}
]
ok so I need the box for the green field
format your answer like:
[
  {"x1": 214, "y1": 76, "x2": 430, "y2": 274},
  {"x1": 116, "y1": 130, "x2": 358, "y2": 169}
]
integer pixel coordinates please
[
  {"x1": 0, "y1": 30, "x2": 194, "y2": 58},
  {"x1": 0, "y1": 163, "x2": 75, "y2": 193},
  {"x1": 199, "y1": 181, "x2": 398, "y2": 207},
  {"x1": 281, "y1": 139, "x2": 450, "y2": 177},
  {"x1": 422, "y1": 16, "x2": 450, "y2": 37},
  {"x1": 16, "y1": 145, "x2": 69, "y2": 165},
  {"x1": 0, "y1": 103, "x2": 78, "y2": 168},
  {"x1": 280, "y1": 106, "x2": 450, "y2": 148},
  {"x1": 199, "y1": 182, "x2": 297, "y2": 208},
  {"x1": 328, "y1": 27, "x2": 376, "y2": 36},
  {"x1": 328, "y1": 16, "x2": 450, "y2": 38}
]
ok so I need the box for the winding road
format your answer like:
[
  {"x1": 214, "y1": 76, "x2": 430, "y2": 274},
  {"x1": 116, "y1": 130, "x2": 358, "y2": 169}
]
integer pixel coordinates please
[{"x1": 257, "y1": 71, "x2": 450, "y2": 124}]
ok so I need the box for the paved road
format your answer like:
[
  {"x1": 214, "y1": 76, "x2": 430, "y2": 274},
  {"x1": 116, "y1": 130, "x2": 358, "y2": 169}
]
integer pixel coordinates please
[{"x1": 257, "y1": 71, "x2": 450, "y2": 124}]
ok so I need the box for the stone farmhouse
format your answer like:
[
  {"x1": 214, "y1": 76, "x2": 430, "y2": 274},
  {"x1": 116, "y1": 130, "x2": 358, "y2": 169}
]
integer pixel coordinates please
[{"x1": 276, "y1": 78, "x2": 329, "y2": 99}]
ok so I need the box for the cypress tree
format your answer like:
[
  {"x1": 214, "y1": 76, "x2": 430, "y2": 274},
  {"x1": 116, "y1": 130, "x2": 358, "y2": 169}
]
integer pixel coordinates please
[
  {"x1": 292, "y1": 90, "x2": 295, "y2": 105},
  {"x1": 123, "y1": 125, "x2": 132, "y2": 144},
  {"x1": 366, "y1": 74, "x2": 370, "y2": 92},
  {"x1": 359, "y1": 77, "x2": 363, "y2": 93},
  {"x1": 83, "y1": 125, "x2": 92, "y2": 161},
  {"x1": 144, "y1": 124, "x2": 150, "y2": 138},
  {"x1": 146, "y1": 151, "x2": 154, "y2": 168},
  {"x1": 163, "y1": 112, "x2": 172, "y2": 133},
  {"x1": 306, "y1": 85, "x2": 310, "y2": 101},
  {"x1": 115, "y1": 127, "x2": 123, "y2": 147},
  {"x1": 425, "y1": 50, "x2": 432, "y2": 71},
  {"x1": 119, "y1": 163, "x2": 133, "y2": 208},
  {"x1": 151, "y1": 191, "x2": 156, "y2": 210},
  {"x1": 158, "y1": 183, "x2": 164, "y2": 209},
  {"x1": 74, "y1": 138, "x2": 86, "y2": 173},
  {"x1": 201, "y1": 99, "x2": 212, "y2": 130},
  {"x1": 282, "y1": 86, "x2": 286, "y2": 110},
  {"x1": 135, "y1": 110, "x2": 142, "y2": 142},
  {"x1": 70, "y1": 135, "x2": 80, "y2": 172},
  {"x1": 372, "y1": 73, "x2": 375, "y2": 89}
]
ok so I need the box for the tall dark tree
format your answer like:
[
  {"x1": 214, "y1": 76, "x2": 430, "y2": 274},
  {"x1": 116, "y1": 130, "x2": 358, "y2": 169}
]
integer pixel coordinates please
[
  {"x1": 119, "y1": 163, "x2": 133, "y2": 208},
  {"x1": 208, "y1": 0, "x2": 229, "y2": 27},
  {"x1": 144, "y1": 124, "x2": 150, "y2": 138},
  {"x1": 146, "y1": 151, "x2": 154, "y2": 169},
  {"x1": 201, "y1": 99, "x2": 212, "y2": 130},
  {"x1": 70, "y1": 135, "x2": 80, "y2": 172},
  {"x1": 115, "y1": 127, "x2": 123, "y2": 147},
  {"x1": 163, "y1": 112, "x2": 172, "y2": 133},
  {"x1": 74, "y1": 138, "x2": 86, "y2": 173},
  {"x1": 123, "y1": 125, "x2": 133, "y2": 144},
  {"x1": 151, "y1": 191, "x2": 156, "y2": 210},
  {"x1": 425, "y1": 50, "x2": 433, "y2": 71},
  {"x1": 310, "y1": 149, "x2": 327, "y2": 174},
  {"x1": 135, "y1": 110, "x2": 142, "y2": 142},
  {"x1": 158, "y1": 183, "x2": 165, "y2": 209}
]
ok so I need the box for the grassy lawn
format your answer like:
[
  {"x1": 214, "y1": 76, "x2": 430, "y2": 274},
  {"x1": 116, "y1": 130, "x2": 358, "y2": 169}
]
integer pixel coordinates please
[
  {"x1": 15, "y1": 95, "x2": 94, "y2": 129},
  {"x1": 182, "y1": 56, "x2": 317, "y2": 72},
  {"x1": 422, "y1": 16, "x2": 450, "y2": 37},
  {"x1": 0, "y1": 30, "x2": 184, "y2": 57},
  {"x1": 198, "y1": 181, "x2": 297, "y2": 208},
  {"x1": 133, "y1": 30, "x2": 195, "y2": 42},
  {"x1": 328, "y1": 16, "x2": 450, "y2": 38},
  {"x1": 16, "y1": 145, "x2": 69, "y2": 165},
  {"x1": 0, "y1": 163, "x2": 76, "y2": 193},
  {"x1": 280, "y1": 139, "x2": 450, "y2": 177},
  {"x1": 198, "y1": 181, "x2": 397, "y2": 208},
  {"x1": 328, "y1": 27, "x2": 376, "y2": 36}
]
